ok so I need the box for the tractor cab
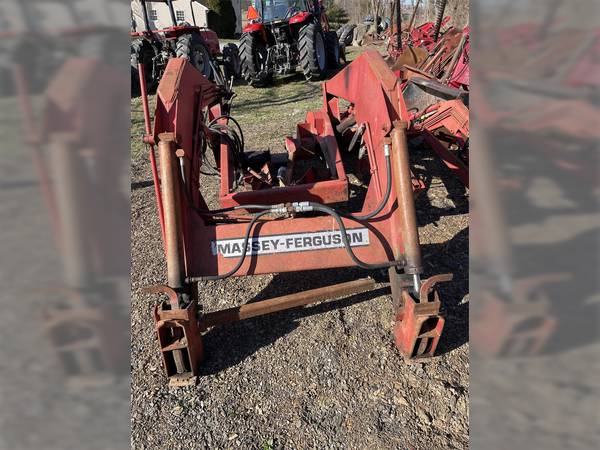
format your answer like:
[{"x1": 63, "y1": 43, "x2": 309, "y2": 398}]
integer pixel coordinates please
[{"x1": 251, "y1": 0, "x2": 312, "y2": 24}]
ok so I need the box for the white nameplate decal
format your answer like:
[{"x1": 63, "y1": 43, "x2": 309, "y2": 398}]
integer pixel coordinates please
[{"x1": 211, "y1": 228, "x2": 370, "y2": 258}]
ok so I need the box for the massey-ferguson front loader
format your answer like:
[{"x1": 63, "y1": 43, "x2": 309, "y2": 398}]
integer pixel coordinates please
[{"x1": 138, "y1": 51, "x2": 453, "y2": 386}]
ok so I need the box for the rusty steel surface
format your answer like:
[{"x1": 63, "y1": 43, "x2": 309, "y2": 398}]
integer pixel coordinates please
[
  {"x1": 394, "y1": 273, "x2": 453, "y2": 358},
  {"x1": 154, "y1": 299, "x2": 204, "y2": 386},
  {"x1": 158, "y1": 134, "x2": 184, "y2": 290},
  {"x1": 391, "y1": 123, "x2": 422, "y2": 274},
  {"x1": 143, "y1": 284, "x2": 180, "y2": 308},
  {"x1": 394, "y1": 290, "x2": 445, "y2": 358},
  {"x1": 200, "y1": 278, "x2": 375, "y2": 330}
]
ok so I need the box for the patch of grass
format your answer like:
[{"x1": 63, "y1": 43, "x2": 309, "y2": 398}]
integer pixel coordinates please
[
  {"x1": 130, "y1": 95, "x2": 157, "y2": 158},
  {"x1": 230, "y1": 74, "x2": 323, "y2": 152},
  {"x1": 260, "y1": 438, "x2": 274, "y2": 450}
]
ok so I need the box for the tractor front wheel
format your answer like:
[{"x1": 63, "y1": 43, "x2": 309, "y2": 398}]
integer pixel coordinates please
[
  {"x1": 176, "y1": 33, "x2": 213, "y2": 79},
  {"x1": 299, "y1": 22, "x2": 327, "y2": 81},
  {"x1": 240, "y1": 32, "x2": 272, "y2": 87},
  {"x1": 324, "y1": 31, "x2": 342, "y2": 69},
  {"x1": 222, "y1": 43, "x2": 242, "y2": 80}
]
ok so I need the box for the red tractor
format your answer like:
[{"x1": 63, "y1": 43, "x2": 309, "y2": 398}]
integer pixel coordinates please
[
  {"x1": 239, "y1": 0, "x2": 342, "y2": 86},
  {"x1": 131, "y1": 0, "x2": 240, "y2": 96}
]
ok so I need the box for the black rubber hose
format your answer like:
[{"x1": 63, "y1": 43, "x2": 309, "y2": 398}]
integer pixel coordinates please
[
  {"x1": 309, "y1": 202, "x2": 403, "y2": 270},
  {"x1": 208, "y1": 114, "x2": 245, "y2": 152},
  {"x1": 186, "y1": 209, "x2": 271, "y2": 281},
  {"x1": 348, "y1": 153, "x2": 392, "y2": 221}
]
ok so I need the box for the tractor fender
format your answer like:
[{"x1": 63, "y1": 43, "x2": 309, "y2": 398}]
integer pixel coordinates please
[
  {"x1": 289, "y1": 11, "x2": 311, "y2": 25},
  {"x1": 243, "y1": 23, "x2": 265, "y2": 33},
  {"x1": 242, "y1": 23, "x2": 267, "y2": 43},
  {"x1": 198, "y1": 29, "x2": 221, "y2": 56}
]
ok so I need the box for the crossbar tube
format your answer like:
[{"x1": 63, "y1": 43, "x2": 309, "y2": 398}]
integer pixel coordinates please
[{"x1": 200, "y1": 278, "x2": 375, "y2": 329}]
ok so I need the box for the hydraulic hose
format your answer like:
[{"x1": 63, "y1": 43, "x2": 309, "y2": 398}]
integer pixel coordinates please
[
  {"x1": 347, "y1": 145, "x2": 392, "y2": 221},
  {"x1": 208, "y1": 114, "x2": 245, "y2": 152},
  {"x1": 186, "y1": 209, "x2": 271, "y2": 281},
  {"x1": 307, "y1": 202, "x2": 403, "y2": 270}
]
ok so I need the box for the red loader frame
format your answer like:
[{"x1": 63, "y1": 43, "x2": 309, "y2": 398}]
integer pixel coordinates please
[{"x1": 140, "y1": 51, "x2": 453, "y2": 386}]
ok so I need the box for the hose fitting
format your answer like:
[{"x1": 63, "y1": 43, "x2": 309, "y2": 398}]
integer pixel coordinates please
[{"x1": 292, "y1": 201, "x2": 314, "y2": 213}]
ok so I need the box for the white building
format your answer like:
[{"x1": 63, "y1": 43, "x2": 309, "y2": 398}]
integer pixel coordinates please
[
  {"x1": 131, "y1": 0, "x2": 242, "y2": 35},
  {"x1": 0, "y1": 0, "x2": 128, "y2": 32}
]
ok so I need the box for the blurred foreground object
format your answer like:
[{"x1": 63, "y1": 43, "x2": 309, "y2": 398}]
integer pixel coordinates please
[
  {"x1": 470, "y1": 0, "x2": 599, "y2": 448},
  {"x1": 0, "y1": 0, "x2": 130, "y2": 448}
]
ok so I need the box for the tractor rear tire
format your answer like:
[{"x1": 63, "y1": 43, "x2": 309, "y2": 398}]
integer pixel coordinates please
[
  {"x1": 338, "y1": 24, "x2": 356, "y2": 47},
  {"x1": 131, "y1": 39, "x2": 155, "y2": 97},
  {"x1": 240, "y1": 32, "x2": 272, "y2": 87},
  {"x1": 324, "y1": 31, "x2": 341, "y2": 69},
  {"x1": 176, "y1": 33, "x2": 213, "y2": 79},
  {"x1": 299, "y1": 22, "x2": 327, "y2": 81},
  {"x1": 222, "y1": 43, "x2": 241, "y2": 80}
]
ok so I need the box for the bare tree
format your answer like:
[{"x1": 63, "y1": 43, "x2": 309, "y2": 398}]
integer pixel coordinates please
[{"x1": 370, "y1": 0, "x2": 383, "y2": 19}]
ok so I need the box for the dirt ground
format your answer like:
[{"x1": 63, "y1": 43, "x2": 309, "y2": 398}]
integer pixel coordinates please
[{"x1": 130, "y1": 45, "x2": 469, "y2": 449}]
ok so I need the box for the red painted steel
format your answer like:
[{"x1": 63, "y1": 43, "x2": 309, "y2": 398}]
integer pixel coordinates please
[
  {"x1": 144, "y1": 52, "x2": 454, "y2": 383},
  {"x1": 242, "y1": 22, "x2": 265, "y2": 33},
  {"x1": 289, "y1": 11, "x2": 311, "y2": 25},
  {"x1": 152, "y1": 52, "x2": 414, "y2": 278},
  {"x1": 405, "y1": 16, "x2": 452, "y2": 51},
  {"x1": 218, "y1": 110, "x2": 350, "y2": 208}
]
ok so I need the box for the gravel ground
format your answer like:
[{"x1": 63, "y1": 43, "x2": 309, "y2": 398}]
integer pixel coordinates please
[{"x1": 131, "y1": 46, "x2": 469, "y2": 449}]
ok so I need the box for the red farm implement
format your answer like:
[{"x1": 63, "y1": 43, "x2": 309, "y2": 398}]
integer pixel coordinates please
[
  {"x1": 139, "y1": 51, "x2": 454, "y2": 385},
  {"x1": 6, "y1": 16, "x2": 130, "y2": 386},
  {"x1": 131, "y1": 0, "x2": 240, "y2": 96},
  {"x1": 387, "y1": 0, "x2": 452, "y2": 59},
  {"x1": 384, "y1": 0, "x2": 470, "y2": 189}
]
